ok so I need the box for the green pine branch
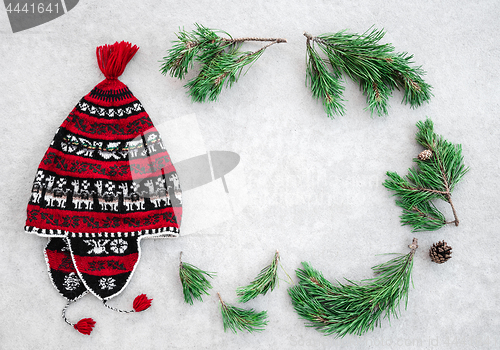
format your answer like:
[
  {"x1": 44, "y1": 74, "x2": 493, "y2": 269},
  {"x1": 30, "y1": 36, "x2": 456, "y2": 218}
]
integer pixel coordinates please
[
  {"x1": 160, "y1": 23, "x2": 286, "y2": 102},
  {"x1": 305, "y1": 36, "x2": 345, "y2": 118},
  {"x1": 185, "y1": 44, "x2": 267, "y2": 102},
  {"x1": 288, "y1": 238, "x2": 418, "y2": 337},
  {"x1": 236, "y1": 250, "x2": 280, "y2": 303},
  {"x1": 384, "y1": 118, "x2": 468, "y2": 232},
  {"x1": 179, "y1": 252, "x2": 216, "y2": 305},
  {"x1": 304, "y1": 28, "x2": 432, "y2": 117},
  {"x1": 217, "y1": 293, "x2": 268, "y2": 333}
]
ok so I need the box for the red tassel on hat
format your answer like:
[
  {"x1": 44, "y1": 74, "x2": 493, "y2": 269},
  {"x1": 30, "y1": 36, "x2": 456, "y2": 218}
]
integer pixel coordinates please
[
  {"x1": 73, "y1": 318, "x2": 96, "y2": 335},
  {"x1": 133, "y1": 294, "x2": 153, "y2": 312},
  {"x1": 96, "y1": 41, "x2": 139, "y2": 80}
]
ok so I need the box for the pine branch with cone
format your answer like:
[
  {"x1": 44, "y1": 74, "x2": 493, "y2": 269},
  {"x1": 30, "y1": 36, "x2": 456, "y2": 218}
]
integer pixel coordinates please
[{"x1": 384, "y1": 118, "x2": 468, "y2": 232}]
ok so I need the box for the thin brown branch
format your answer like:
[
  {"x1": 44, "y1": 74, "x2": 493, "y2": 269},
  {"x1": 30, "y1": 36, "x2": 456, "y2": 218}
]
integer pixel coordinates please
[
  {"x1": 222, "y1": 37, "x2": 287, "y2": 44},
  {"x1": 303, "y1": 32, "x2": 328, "y2": 46},
  {"x1": 214, "y1": 72, "x2": 228, "y2": 86},
  {"x1": 306, "y1": 38, "x2": 322, "y2": 79},
  {"x1": 314, "y1": 314, "x2": 333, "y2": 324},
  {"x1": 433, "y1": 141, "x2": 460, "y2": 226},
  {"x1": 185, "y1": 41, "x2": 198, "y2": 49},
  {"x1": 446, "y1": 195, "x2": 460, "y2": 226},
  {"x1": 373, "y1": 83, "x2": 381, "y2": 102},
  {"x1": 212, "y1": 40, "x2": 280, "y2": 86},
  {"x1": 310, "y1": 277, "x2": 324, "y2": 288},
  {"x1": 405, "y1": 76, "x2": 421, "y2": 91},
  {"x1": 396, "y1": 72, "x2": 421, "y2": 91},
  {"x1": 403, "y1": 184, "x2": 448, "y2": 196},
  {"x1": 411, "y1": 206, "x2": 441, "y2": 223},
  {"x1": 251, "y1": 40, "x2": 283, "y2": 54},
  {"x1": 217, "y1": 292, "x2": 224, "y2": 305}
]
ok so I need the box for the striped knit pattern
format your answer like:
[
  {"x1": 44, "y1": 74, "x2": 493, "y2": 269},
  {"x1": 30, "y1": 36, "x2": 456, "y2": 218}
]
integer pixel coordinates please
[{"x1": 25, "y1": 78, "x2": 182, "y2": 237}]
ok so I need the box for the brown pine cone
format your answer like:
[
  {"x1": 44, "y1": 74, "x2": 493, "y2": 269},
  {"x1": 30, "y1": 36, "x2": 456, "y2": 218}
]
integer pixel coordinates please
[
  {"x1": 418, "y1": 149, "x2": 433, "y2": 161},
  {"x1": 429, "y1": 240, "x2": 452, "y2": 264}
]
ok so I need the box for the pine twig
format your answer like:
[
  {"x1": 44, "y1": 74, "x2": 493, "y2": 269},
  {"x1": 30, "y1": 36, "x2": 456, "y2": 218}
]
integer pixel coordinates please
[
  {"x1": 236, "y1": 250, "x2": 280, "y2": 303},
  {"x1": 304, "y1": 28, "x2": 432, "y2": 118},
  {"x1": 288, "y1": 238, "x2": 418, "y2": 337},
  {"x1": 217, "y1": 293, "x2": 268, "y2": 333},
  {"x1": 160, "y1": 24, "x2": 286, "y2": 102},
  {"x1": 384, "y1": 118, "x2": 468, "y2": 232},
  {"x1": 179, "y1": 252, "x2": 216, "y2": 305},
  {"x1": 186, "y1": 40, "x2": 282, "y2": 102},
  {"x1": 305, "y1": 36, "x2": 345, "y2": 118}
]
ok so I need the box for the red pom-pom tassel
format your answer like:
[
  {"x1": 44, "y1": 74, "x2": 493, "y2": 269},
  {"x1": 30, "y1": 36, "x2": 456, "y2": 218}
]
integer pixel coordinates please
[
  {"x1": 73, "y1": 318, "x2": 96, "y2": 335},
  {"x1": 96, "y1": 41, "x2": 139, "y2": 80},
  {"x1": 133, "y1": 294, "x2": 152, "y2": 312}
]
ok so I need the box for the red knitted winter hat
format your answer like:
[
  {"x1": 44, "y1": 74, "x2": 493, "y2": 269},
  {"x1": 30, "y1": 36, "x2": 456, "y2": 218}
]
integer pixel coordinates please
[{"x1": 25, "y1": 41, "x2": 181, "y2": 334}]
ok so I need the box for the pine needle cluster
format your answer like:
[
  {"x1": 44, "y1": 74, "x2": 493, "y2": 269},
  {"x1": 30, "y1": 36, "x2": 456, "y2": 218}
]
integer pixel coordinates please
[
  {"x1": 384, "y1": 119, "x2": 468, "y2": 232},
  {"x1": 288, "y1": 238, "x2": 418, "y2": 337},
  {"x1": 217, "y1": 293, "x2": 268, "y2": 334},
  {"x1": 160, "y1": 23, "x2": 286, "y2": 102},
  {"x1": 304, "y1": 28, "x2": 432, "y2": 118},
  {"x1": 179, "y1": 252, "x2": 215, "y2": 305},
  {"x1": 236, "y1": 250, "x2": 280, "y2": 303}
]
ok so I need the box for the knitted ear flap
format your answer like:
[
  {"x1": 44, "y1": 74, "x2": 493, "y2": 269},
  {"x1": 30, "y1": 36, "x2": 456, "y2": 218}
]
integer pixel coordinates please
[
  {"x1": 26, "y1": 41, "x2": 182, "y2": 334},
  {"x1": 44, "y1": 238, "x2": 88, "y2": 301}
]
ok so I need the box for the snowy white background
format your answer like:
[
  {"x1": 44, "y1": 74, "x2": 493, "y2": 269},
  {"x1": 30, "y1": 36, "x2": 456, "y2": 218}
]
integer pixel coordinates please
[{"x1": 1, "y1": 1, "x2": 499, "y2": 349}]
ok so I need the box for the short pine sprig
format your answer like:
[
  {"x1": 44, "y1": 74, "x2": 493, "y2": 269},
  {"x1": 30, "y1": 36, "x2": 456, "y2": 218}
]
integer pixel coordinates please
[
  {"x1": 305, "y1": 36, "x2": 345, "y2": 118},
  {"x1": 288, "y1": 238, "x2": 418, "y2": 338},
  {"x1": 217, "y1": 293, "x2": 268, "y2": 333},
  {"x1": 179, "y1": 252, "x2": 215, "y2": 305},
  {"x1": 185, "y1": 44, "x2": 268, "y2": 103},
  {"x1": 236, "y1": 250, "x2": 280, "y2": 303},
  {"x1": 160, "y1": 23, "x2": 286, "y2": 102},
  {"x1": 384, "y1": 118, "x2": 468, "y2": 232},
  {"x1": 160, "y1": 24, "x2": 228, "y2": 79},
  {"x1": 304, "y1": 28, "x2": 432, "y2": 117}
]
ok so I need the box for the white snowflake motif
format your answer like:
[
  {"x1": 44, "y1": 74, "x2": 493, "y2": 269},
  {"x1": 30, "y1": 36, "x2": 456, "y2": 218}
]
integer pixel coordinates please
[
  {"x1": 109, "y1": 239, "x2": 128, "y2": 254},
  {"x1": 99, "y1": 277, "x2": 116, "y2": 290},
  {"x1": 63, "y1": 272, "x2": 80, "y2": 291}
]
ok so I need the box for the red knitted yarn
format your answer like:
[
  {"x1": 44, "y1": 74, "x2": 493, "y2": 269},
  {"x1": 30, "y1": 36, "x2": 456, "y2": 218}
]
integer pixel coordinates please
[
  {"x1": 133, "y1": 294, "x2": 152, "y2": 312},
  {"x1": 96, "y1": 41, "x2": 139, "y2": 80},
  {"x1": 74, "y1": 318, "x2": 96, "y2": 335}
]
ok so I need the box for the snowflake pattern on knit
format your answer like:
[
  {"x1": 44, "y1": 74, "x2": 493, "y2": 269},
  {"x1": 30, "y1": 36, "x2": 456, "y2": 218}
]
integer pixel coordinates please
[
  {"x1": 63, "y1": 273, "x2": 81, "y2": 291},
  {"x1": 109, "y1": 239, "x2": 128, "y2": 254},
  {"x1": 99, "y1": 277, "x2": 116, "y2": 290}
]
